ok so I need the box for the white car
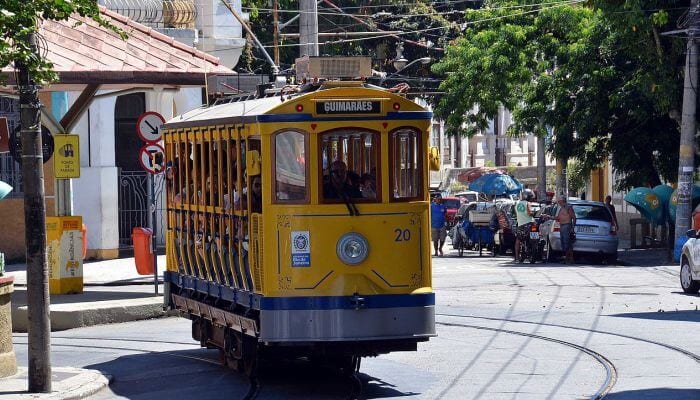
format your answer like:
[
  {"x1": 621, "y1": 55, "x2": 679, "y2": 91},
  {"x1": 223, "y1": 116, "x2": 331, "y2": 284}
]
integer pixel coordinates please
[{"x1": 680, "y1": 229, "x2": 700, "y2": 293}]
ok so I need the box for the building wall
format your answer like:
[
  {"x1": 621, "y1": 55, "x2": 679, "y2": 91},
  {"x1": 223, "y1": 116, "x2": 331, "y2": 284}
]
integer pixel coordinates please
[
  {"x1": 0, "y1": 93, "x2": 56, "y2": 262},
  {"x1": 67, "y1": 87, "x2": 202, "y2": 259}
]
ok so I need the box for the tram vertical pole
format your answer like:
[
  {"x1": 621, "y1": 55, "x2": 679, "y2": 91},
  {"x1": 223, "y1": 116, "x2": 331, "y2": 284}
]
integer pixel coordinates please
[{"x1": 147, "y1": 174, "x2": 158, "y2": 295}]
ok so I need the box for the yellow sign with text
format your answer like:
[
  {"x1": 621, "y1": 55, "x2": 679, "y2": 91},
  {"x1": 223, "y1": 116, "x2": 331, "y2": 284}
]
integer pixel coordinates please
[
  {"x1": 47, "y1": 216, "x2": 83, "y2": 294},
  {"x1": 53, "y1": 134, "x2": 80, "y2": 179}
]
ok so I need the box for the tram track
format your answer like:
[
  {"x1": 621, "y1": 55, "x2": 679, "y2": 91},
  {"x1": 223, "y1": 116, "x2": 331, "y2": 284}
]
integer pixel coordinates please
[
  {"x1": 436, "y1": 312, "x2": 700, "y2": 363},
  {"x1": 436, "y1": 321, "x2": 618, "y2": 399}
]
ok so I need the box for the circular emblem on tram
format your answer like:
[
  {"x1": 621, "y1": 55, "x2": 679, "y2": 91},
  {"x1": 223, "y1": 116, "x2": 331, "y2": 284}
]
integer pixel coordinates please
[{"x1": 293, "y1": 233, "x2": 309, "y2": 251}]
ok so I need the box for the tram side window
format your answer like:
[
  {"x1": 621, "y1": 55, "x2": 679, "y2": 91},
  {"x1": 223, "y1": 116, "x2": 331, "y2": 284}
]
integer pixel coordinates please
[
  {"x1": 274, "y1": 130, "x2": 307, "y2": 202},
  {"x1": 320, "y1": 129, "x2": 379, "y2": 202},
  {"x1": 390, "y1": 128, "x2": 422, "y2": 201}
]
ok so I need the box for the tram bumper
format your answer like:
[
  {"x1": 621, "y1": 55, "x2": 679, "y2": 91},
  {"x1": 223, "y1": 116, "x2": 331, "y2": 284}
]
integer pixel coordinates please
[{"x1": 259, "y1": 293, "x2": 435, "y2": 344}]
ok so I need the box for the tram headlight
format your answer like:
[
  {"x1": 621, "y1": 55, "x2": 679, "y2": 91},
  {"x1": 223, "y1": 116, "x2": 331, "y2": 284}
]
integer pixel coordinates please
[{"x1": 336, "y1": 232, "x2": 369, "y2": 265}]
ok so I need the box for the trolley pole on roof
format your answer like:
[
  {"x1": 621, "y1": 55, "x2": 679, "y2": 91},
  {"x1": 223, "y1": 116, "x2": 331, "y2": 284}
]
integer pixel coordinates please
[
  {"x1": 273, "y1": 0, "x2": 280, "y2": 65},
  {"x1": 675, "y1": 0, "x2": 699, "y2": 242},
  {"x1": 17, "y1": 31, "x2": 52, "y2": 393}
]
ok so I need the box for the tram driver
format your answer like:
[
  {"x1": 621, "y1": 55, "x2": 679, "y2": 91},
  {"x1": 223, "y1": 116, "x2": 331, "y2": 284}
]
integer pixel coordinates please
[{"x1": 323, "y1": 160, "x2": 362, "y2": 199}]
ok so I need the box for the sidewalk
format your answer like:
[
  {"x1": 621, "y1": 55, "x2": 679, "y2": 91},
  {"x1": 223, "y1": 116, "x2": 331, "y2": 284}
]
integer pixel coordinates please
[
  {"x1": 6, "y1": 255, "x2": 171, "y2": 332},
  {"x1": 0, "y1": 367, "x2": 110, "y2": 400}
]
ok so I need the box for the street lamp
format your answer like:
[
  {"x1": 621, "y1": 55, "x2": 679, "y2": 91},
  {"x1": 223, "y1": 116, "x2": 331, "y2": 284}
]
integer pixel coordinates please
[{"x1": 390, "y1": 56, "x2": 431, "y2": 78}]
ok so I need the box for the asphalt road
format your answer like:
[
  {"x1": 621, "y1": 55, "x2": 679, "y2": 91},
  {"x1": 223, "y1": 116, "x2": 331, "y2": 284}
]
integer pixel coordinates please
[{"x1": 12, "y1": 247, "x2": 700, "y2": 399}]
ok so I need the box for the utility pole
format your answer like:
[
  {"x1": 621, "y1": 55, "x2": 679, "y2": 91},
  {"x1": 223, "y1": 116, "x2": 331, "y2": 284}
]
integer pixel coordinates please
[
  {"x1": 273, "y1": 0, "x2": 280, "y2": 66},
  {"x1": 17, "y1": 32, "x2": 52, "y2": 393},
  {"x1": 675, "y1": 0, "x2": 699, "y2": 241},
  {"x1": 299, "y1": 0, "x2": 319, "y2": 58},
  {"x1": 537, "y1": 135, "x2": 546, "y2": 201}
]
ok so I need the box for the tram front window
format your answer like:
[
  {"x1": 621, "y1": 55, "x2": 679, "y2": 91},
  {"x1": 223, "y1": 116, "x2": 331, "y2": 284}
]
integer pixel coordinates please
[
  {"x1": 274, "y1": 130, "x2": 308, "y2": 202},
  {"x1": 390, "y1": 128, "x2": 423, "y2": 201},
  {"x1": 320, "y1": 129, "x2": 379, "y2": 203}
]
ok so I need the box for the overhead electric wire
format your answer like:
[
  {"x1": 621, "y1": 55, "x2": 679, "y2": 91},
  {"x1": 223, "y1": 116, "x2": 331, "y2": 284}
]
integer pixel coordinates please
[
  {"x1": 262, "y1": 0, "x2": 585, "y2": 48},
  {"x1": 243, "y1": 0, "x2": 591, "y2": 19}
]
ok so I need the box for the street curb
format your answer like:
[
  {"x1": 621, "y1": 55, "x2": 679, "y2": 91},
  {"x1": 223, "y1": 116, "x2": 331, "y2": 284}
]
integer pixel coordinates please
[
  {"x1": 0, "y1": 367, "x2": 111, "y2": 400},
  {"x1": 12, "y1": 297, "x2": 177, "y2": 332}
]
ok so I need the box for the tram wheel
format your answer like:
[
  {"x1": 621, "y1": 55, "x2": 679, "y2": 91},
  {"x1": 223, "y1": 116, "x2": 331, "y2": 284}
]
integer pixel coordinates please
[{"x1": 243, "y1": 355, "x2": 258, "y2": 377}]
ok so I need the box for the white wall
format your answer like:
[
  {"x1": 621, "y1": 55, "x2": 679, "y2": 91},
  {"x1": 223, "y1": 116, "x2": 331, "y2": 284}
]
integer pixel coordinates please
[
  {"x1": 71, "y1": 94, "x2": 120, "y2": 252},
  {"x1": 195, "y1": 0, "x2": 246, "y2": 67}
]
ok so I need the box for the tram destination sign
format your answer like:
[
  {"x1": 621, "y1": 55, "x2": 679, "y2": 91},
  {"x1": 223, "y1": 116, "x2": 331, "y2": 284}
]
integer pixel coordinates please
[{"x1": 316, "y1": 100, "x2": 381, "y2": 115}]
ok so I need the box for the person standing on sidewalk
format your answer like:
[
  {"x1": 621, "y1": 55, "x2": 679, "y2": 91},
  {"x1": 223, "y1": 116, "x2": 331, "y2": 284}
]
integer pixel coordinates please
[
  {"x1": 556, "y1": 195, "x2": 577, "y2": 263},
  {"x1": 431, "y1": 194, "x2": 448, "y2": 257},
  {"x1": 514, "y1": 189, "x2": 536, "y2": 261},
  {"x1": 605, "y1": 195, "x2": 617, "y2": 227}
]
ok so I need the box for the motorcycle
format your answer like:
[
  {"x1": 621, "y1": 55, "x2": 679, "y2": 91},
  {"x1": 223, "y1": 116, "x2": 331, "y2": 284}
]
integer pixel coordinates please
[
  {"x1": 451, "y1": 216, "x2": 470, "y2": 257},
  {"x1": 517, "y1": 220, "x2": 546, "y2": 264}
]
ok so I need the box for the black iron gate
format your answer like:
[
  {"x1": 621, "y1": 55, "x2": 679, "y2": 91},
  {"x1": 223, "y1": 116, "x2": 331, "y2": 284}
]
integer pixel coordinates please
[{"x1": 118, "y1": 170, "x2": 165, "y2": 248}]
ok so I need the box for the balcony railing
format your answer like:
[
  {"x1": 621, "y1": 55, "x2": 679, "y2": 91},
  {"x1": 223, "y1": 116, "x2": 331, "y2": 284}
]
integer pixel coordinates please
[{"x1": 100, "y1": 0, "x2": 197, "y2": 28}]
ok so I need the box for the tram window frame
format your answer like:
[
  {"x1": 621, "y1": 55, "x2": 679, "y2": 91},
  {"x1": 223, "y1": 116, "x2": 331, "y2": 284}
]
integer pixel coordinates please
[
  {"x1": 272, "y1": 129, "x2": 309, "y2": 204},
  {"x1": 389, "y1": 127, "x2": 424, "y2": 202},
  {"x1": 318, "y1": 128, "x2": 381, "y2": 204}
]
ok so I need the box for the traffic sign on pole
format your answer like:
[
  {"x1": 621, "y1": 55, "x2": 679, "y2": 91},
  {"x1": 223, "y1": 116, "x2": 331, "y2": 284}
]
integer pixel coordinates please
[
  {"x1": 136, "y1": 111, "x2": 165, "y2": 143},
  {"x1": 139, "y1": 144, "x2": 166, "y2": 174}
]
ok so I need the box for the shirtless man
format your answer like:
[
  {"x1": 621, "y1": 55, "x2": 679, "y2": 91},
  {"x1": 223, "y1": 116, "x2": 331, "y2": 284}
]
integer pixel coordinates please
[{"x1": 555, "y1": 195, "x2": 576, "y2": 263}]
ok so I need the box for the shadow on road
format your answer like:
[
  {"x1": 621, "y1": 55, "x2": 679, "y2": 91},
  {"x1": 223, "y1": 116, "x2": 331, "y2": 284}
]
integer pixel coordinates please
[
  {"x1": 603, "y1": 387, "x2": 700, "y2": 399},
  {"x1": 608, "y1": 310, "x2": 700, "y2": 322},
  {"x1": 87, "y1": 349, "x2": 418, "y2": 399}
]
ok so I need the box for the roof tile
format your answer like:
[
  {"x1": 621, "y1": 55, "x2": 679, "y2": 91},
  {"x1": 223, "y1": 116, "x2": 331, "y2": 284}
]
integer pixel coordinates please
[{"x1": 4, "y1": 6, "x2": 233, "y2": 84}]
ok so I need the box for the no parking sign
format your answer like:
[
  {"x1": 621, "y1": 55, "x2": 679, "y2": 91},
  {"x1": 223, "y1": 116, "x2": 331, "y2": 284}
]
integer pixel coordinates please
[{"x1": 139, "y1": 143, "x2": 165, "y2": 174}]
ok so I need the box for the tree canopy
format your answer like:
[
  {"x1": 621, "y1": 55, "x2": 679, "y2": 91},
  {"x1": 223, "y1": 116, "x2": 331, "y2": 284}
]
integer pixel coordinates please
[
  {"x1": 0, "y1": 0, "x2": 120, "y2": 83},
  {"x1": 432, "y1": 0, "x2": 689, "y2": 190}
]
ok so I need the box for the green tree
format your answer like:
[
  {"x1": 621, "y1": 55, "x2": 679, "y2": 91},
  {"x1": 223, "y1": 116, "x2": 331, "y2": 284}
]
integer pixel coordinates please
[
  {"x1": 1, "y1": 0, "x2": 121, "y2": 83},
  {"x1": 432, "y1": 0, "x2": 688, "y2": 190}
]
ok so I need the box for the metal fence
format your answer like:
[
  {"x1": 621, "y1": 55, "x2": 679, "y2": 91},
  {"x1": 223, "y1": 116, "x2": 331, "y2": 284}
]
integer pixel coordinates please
[
  {"x1": 0, "y1": 153, "x2": 22, "y2": 198},
  {"x1": 118, "y1": 170, "x2": 165, "y2": 248}
]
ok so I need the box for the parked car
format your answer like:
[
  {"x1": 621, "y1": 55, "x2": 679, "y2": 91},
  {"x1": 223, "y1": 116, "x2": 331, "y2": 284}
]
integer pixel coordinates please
[
  {"x1": 538, "y1": 200, "x2": 619, "y2": 263},
  {"x1": 442, "y1": 197, "x2": 462, "y2": 227},
  {"x1": 680, "y1": 229, "x2": 700, "y2": 293},
  {"x1": 455, "y1": 190, "x2": 480, "y2": 204}
]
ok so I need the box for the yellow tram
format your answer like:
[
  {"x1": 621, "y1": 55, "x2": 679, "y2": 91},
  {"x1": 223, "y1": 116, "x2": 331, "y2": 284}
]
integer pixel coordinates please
[{"x1": 162, "y1": 78, "x2": 435, "y2": 374}]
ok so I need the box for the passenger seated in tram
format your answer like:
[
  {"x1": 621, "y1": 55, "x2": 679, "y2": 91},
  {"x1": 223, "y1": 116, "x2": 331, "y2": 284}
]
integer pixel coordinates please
[
  {"x1": 360, "y1": 173, "x2": 376, "y2": 199},
  {"x1": 249, "y1": 175, "x2": 262, "y2": 213},
  {"x1": 323, "y1": 160, "x2": 362, "y2": 199}
]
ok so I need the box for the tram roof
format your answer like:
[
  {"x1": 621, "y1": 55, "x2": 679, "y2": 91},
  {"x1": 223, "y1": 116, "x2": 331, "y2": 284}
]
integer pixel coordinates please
[
  {"x1": 165, "y1": 96, "x2": 282, "y2": 127},
  {"x1": 163, "y1": 86, "x2": 429, "y2": 129}
]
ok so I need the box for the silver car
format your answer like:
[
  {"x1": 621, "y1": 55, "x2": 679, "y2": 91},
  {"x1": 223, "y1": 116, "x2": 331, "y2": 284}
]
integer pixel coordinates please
[
  {"x1": 680, "y1": 229, "x2": 700, "y2": 293},
  {"x1": 539, "y1": 200, "x2": 619, "y2": 263}
]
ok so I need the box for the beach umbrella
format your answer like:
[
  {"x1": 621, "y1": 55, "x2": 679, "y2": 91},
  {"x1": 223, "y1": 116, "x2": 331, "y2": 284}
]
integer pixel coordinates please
[
  {"x1": 624, "y1": 187, "x2": 664, "y2": 225},
  {"x1": 468, "y1": 173, "x2": 522, "y2": 196},
  {"x1": 0, "y1": 181, "x2": 11, "y2": 199},
  {"x1": 652, "y1": 185, "x2": 674, "y2": 223},
  {"x1": 668, "y1": 186, "x2": 700, "y2": 223},
  {"x1": 457, "y1": 167, "x2": 503, "y2": 183}
]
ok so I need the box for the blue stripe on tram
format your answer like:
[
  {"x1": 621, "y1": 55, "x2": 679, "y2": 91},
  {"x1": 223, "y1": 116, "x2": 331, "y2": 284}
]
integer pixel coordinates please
[
  {"x1": 257, "y1": 111, "x2": 433, "y2": 123},
  {"x1": 259, "y1": 293, "x2": 435, "y2": 311}
]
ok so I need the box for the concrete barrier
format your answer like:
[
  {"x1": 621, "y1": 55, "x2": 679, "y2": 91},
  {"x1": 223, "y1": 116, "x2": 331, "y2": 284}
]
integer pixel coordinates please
[{"x1": 0, "y1": 275, "x2": 17, "y2": 378}]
